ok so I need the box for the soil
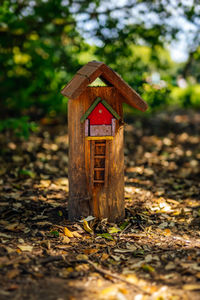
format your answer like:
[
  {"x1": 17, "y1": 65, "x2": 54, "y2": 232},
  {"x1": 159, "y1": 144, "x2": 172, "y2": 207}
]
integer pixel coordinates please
[{"x1": 0, "y1": 110, "x2": 200, "y2": 300}]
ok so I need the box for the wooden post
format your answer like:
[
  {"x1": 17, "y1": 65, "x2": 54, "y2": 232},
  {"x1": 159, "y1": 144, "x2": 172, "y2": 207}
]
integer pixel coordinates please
[{"x1": 68, "y1": 86, "x2": 125, "y2": 222}]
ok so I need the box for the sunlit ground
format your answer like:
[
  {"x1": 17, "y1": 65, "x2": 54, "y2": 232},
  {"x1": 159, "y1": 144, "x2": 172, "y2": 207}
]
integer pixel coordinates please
[{"x1": 0, "y1": 110, "x2": 200, "y2": 299}]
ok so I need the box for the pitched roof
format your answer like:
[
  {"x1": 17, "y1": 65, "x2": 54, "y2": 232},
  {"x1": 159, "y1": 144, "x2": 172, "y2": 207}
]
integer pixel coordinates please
[{"x1": 61, "y1": 61, "x2": 148, "y2": 112}]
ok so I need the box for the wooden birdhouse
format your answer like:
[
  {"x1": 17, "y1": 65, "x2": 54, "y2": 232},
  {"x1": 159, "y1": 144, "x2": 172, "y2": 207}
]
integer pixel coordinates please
[{"x1": 61, "y1": 61, "x2": 148, "y2": 222}]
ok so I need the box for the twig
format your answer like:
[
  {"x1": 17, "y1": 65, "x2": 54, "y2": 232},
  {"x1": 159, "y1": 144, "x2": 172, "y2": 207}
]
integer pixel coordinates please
[
  {"x1": 119, "y1": 223, "x2": 132, "y2": 236},
  {"x1": 39, "y1": 255, "x2": 150, "y2": 295}
]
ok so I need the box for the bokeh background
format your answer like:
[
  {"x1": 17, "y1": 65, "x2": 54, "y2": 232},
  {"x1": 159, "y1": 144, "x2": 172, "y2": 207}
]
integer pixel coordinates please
[{"x1": 0, "y1": 0, "x2": 200, "y2": 137}]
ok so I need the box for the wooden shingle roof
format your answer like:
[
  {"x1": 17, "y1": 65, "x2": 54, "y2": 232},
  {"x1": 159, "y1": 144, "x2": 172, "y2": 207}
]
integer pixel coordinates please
[{"x1": 61, "y1": 61, "x2": 148, "y2": 112}]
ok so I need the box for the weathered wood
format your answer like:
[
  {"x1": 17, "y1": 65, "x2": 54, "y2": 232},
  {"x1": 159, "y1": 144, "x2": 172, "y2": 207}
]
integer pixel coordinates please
[
  {"x1": 90, "y1": 125, "x2": 112, "y2": 136},
  {"x1": 77, "y1": 65, "x2": 102, "y2": 83},
  {"x1": 85, "y1": 119, "x2": 89, "y2": 136},
  {"x1": 68, "y1": 97, "x2": 91, "y2": 220},
  {"x1": 100, "y1": 64, "x2": 148, "y2": 112},
  {"x1": 112, "y1": 118, "x2": 116, "y2": 136},
  {"x1": 62, "y1": 74, "x2": 89, "y2": 99},
  {"x1": 68, "y1": 86, "x2": 124, "y2": 221}
]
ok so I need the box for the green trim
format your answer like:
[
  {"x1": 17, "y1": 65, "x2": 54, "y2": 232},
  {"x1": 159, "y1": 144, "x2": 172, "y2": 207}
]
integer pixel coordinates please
[
  {"x1": 80, "y1": 97, "x2": 102, "y2": 123},
  {"x1": 101, "y1": 99, "x2": 121, "y2": 120},
  {"x1": 80, "y1": 97, "x2": 121, "y2": 123}
]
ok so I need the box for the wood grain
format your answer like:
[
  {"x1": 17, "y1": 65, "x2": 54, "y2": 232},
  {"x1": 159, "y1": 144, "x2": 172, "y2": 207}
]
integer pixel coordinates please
[
  {"x1": 68, "y1": 86, "x2": 124, "y2": 221},
  {"x1": 61, "y1": 61, "x2": 148, "y2": 112}
]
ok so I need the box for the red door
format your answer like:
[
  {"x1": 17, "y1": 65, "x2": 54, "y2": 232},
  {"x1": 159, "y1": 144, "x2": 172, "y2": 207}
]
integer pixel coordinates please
[{"x1": 88, "y1": 103, "x2": 113, "y2": 125}]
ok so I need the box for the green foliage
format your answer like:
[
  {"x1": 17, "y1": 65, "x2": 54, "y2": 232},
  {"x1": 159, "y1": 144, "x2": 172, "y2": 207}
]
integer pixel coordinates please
[
  {"x1": 18, "y1": 169, "x2": 36, "y2": 178},
  {"x1": 0, "y1": 0, "x2": 200, "y2": 135},
  {"x1": 171, "y1": 85, "x2": 200, "y2": 109},
  {"x1": 0, "y1": 116, "x2": 37, "y2": 139},
  {"x1": 141, "y1": 84, "x2": 172, "y2": 112},
  {"x1": 0, "y1": 0, "x2": 86, "y2": 116}
]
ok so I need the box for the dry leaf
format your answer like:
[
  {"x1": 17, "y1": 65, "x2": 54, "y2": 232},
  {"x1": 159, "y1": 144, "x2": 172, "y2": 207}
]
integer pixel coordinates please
[
  {"x1": 163, "y1": 228, "x2": 171, "y2": 236},
  {"x1": 6, "y1": 269, "x2": 20, "y2": 279},
  {"x1": 183, "y1": 284, "x2": 200, "y2": 291},
  {"x1": 64, "y1": 227, "x2": 74, "y2": 238},
  {"x1": 84, "y1": 248, "x2": 98, "y2": 255},
  {"x1": 83, "y1": 220, "x2": 93, "y2": 234},
  {"x1": 80, "y1": 216, "x2": 95, "y2": 222},
  {"x1": 62, "y1": 236, "x2": 70, "y2": 244},
  {"x1": 101, "y1": 253, "x2": 109, "y2": 261},
  {"x1": 17, "y1": 244, "x2": 33, "y2": 252},
  {"x1": 76, "y1": 254, "x2": 88, "y2": 260},
  {"x1": 72, "y1": 231, "x2": 82, "y2": 238},
  {"x1": 36, "y1": 221, "x2": 52, "y2": 226},
  {"x1": 5, "y1": 223, "x2": 24, "y2": 231}
]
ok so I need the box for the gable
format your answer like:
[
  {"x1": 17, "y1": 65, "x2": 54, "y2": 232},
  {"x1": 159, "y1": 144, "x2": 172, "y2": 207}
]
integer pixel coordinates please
[
  {"x1": 61, "y1": 61, "x2": 148, "y2": 112},
  {"x1": 80, "y1": 97, "x2": 121, "y2": 124}
]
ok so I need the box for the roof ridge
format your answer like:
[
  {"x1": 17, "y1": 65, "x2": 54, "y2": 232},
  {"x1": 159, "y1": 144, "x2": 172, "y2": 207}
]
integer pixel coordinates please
[{"x1": 61, "y1": 61, "x2": 148, "y2": 112}]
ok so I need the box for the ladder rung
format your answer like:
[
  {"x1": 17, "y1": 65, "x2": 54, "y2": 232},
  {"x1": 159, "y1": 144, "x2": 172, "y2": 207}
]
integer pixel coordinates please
[
  {"x1": 95, "y1": 143, "x2": 106, "y2": 146},
  {"x1": 94, "y1": 180, "x2": 104, "y2": 183},
  {"x1": 94, "y1": 168, "x2": 105, "y2": 171},
  {"x1": 94, "y1": 155, "x2": 105, "y2": 158}
]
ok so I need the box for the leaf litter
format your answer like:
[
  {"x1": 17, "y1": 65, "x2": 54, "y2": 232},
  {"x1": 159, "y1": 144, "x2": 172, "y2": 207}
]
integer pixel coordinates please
[{"x1": 0, "y1": 110, "x2": 200, "y2": 299}]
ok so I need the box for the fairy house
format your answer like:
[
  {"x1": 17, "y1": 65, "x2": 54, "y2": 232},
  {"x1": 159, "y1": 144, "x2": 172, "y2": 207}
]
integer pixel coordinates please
[{"x1": 61, "y1": 61, "x2": 148, "y2": 222}]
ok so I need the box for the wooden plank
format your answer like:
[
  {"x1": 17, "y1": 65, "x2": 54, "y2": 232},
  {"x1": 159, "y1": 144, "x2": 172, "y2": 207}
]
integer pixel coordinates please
[
  {"x1": 90, "y1": 140, "x2": 95, "y2": 189},
  {"x1": 61, "y1": 74, "x2": 89, "y2": 99},
  {"x1": 77, "y1": 65, "x2": 102, "y2": 83},
  {"x1": 93, "y1": 180, "x2": 104, "y2": 183},
  {"x1": 87, "y1": 61, "x2": 104, "y2": 68},
  {"x1": 68, "y1": 97, "x2": 91, "y2": 220},
  {"x1": 86, "y1": 136, "x2": 113, "y2": 140},
  {"x1": 95, "y1": 143, "x2": 106, "y2": 146},
  {"x1": 104, "y1": 140, "x2": 109, "y2": 188},
  {"x1": 112, "y1": 118, "x2": 116, "y2": 136},
  {"x1": 100, "y1": 64, "x2": 148, "y2": 112},
  {"x1": 85, "y1": 119, "x2": 89, "y2": 136}
]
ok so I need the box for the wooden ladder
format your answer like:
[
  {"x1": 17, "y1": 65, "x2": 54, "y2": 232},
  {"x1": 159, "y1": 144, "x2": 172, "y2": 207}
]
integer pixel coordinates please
[{"x1": 90, "y1": 140, "x2": 108, "y2": 186}]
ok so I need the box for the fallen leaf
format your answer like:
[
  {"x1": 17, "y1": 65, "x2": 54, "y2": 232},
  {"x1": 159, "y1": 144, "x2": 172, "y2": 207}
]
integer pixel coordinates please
[
  {"x1": 163, "y1": 228, "x2": 171, "y2": 236},
  {"x1": 50, "y1": 230, "x2": 59, "y2": 237},
  {"x1": 36, "y1": 221, "x2": 52, "y2": 226},
  {"x1": 76, "y1": 254, "x2": 88, "y2": 260},
  {"x1": 5, "y1": 223, "x2": 24, "y2": 231},
  {"x1": 142, "y1": 264, "x2": 155, "y2": 273},
  {"x1": 64, "y1": 227, "x2": 74, "y2": 238},
  {"x1": 83, "y1": 220, "x2": 93, "y2": 234},
  {"x1": 72, "y1": 231, "x2": 82, "y2": 238},
  {"x1": 97, "y1": 233, "x2": 113, "y2": 240},
  {"x1": 80, "y1": 216, "x2": 95, "y2": 222},
  {"x1": 84, "y1": 248, "x2": 98, "y2": 255},
  {"x1": 17, "y1": 244, "x2": 33, "y2": 252},
  {"x1": 165, "y1": 262, "x2": 176, "y2": 270},
  {"x1": 101, "y1": 253, "x2": 109, "y2": 261},
  {"x1": 108, "y1": 227, "x2": 121, "y2": 234},
  {"x1": 6, "y1": 269, "x2": 20, "y2": 279},
  {"x1": 183, "y1": 284, "x2": 200, "y2": 291},
  {"x1": 62, "y1": 236, "x2": 70, "y2": 244}
]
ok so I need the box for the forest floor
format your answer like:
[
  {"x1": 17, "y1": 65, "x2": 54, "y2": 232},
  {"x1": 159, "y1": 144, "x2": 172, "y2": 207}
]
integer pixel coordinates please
[{"x1": 0, "y1": 109, "x2": 200, "y2": 300}]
